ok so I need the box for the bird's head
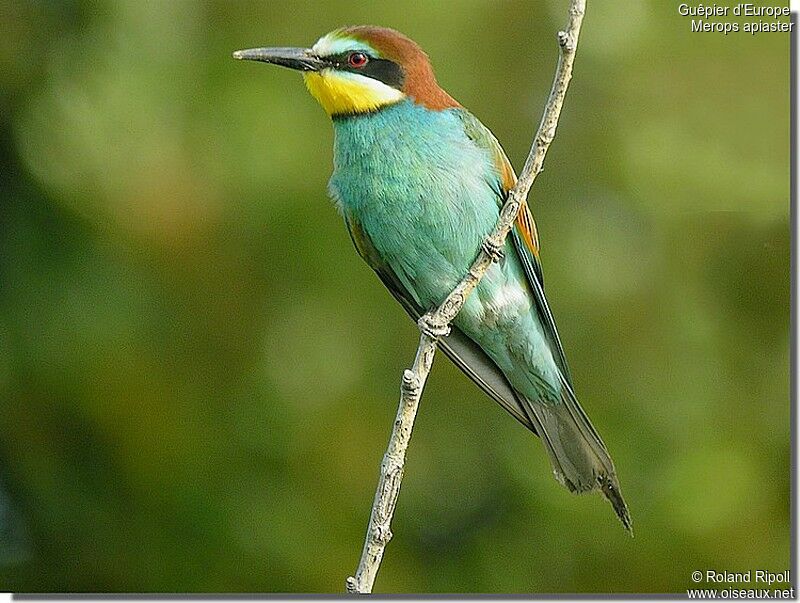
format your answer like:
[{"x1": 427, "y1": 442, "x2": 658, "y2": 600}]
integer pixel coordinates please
[{"x1": 233, "y1": 26, "x2": 459, "y2": 118}]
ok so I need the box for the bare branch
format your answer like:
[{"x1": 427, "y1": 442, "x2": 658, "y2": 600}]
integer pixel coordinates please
[{"x1": 346, "y1": 0, "x2": 587, "y2": 593}]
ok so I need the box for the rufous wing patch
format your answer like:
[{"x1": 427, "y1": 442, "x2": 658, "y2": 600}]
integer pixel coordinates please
[
  {"x1": 515, "y1": 201, "x2": 540, "y2": 260},
  {"x1": 490, "y1": 139, "x2": 540, "y2": 260}
]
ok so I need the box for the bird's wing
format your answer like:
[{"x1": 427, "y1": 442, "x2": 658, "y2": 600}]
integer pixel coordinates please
[
  {"x1": 343, "y1": 211, "x2": 535, "y2": 431},
  {"x1": 456, "y1": 109, "x2": 573, "y2": 386}
]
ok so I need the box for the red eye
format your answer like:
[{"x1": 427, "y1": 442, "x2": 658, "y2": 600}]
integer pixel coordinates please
[{"x1": 347, "y1": 52, "x2": 369, "y2": 68}]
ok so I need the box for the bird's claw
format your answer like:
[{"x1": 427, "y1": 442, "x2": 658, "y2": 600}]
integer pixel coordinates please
[
  {"x1": 482, "y1": 236, "x2": 505, "y2": 263},
  {"x1": 417, "y1": 314, "x2": 450, "y2": 339}
]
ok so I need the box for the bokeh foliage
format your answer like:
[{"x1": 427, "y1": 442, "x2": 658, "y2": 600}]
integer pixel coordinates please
[{"x1": 0, "y1": 0, "x2": 790, "y2": 593}]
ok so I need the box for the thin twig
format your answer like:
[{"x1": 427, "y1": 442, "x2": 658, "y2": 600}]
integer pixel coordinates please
[{"x1": 345, "y1": 0, "x2": 587, "y2": 593}]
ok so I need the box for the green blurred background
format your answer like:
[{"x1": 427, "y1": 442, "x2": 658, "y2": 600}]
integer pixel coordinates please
[{"x1": 0, "y1": 0, "x2": 790, "y2": 594}]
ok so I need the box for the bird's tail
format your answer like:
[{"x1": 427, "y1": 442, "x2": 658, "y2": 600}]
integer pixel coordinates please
[{"x1": 518, "y1": 375, "x2": 632, "y2": 533}]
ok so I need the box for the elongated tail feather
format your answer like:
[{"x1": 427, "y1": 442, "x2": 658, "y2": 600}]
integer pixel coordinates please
[{"x1": 517, "y1": 375, "x2": 632, "y2": 533}]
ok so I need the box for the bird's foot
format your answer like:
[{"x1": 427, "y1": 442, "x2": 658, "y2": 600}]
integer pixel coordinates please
[
  {"x1": 482, "y1": 236, "x2": 505, "y2": 263},
  {"x1": 417, "y1": 314, "x2": 451, "y2": 340}
]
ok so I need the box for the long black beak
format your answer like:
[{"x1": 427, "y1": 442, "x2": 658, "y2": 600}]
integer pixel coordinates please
[{"x1": 232, "y1": 47, "x2": 325, "y2": 72}]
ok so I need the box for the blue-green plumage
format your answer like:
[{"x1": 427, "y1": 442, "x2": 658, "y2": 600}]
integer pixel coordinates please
[
  {"x1": 331, "y1": 100, "x2": 562, "y2": 395},
  {"x1": 234, "y1": 25, "x2": 630, "y2": 531},
  {"x1": 332, "y1": 100, "x2": 630, "y2": 530}
]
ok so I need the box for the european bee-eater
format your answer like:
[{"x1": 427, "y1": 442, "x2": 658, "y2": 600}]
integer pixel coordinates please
[{"x1": 234, "y1": 26, "x2": 631, "y2": 531}]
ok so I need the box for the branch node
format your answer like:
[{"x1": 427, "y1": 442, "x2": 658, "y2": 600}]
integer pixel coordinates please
[
  {"x1": 558, "y1": 31, "x2": 575, "y2": 52},
  {"x1": 372, "y1": 525, "x2": 393, "y2": 544},
  {"x1": 417, "y1": 314, "x2": 451, "y2": 340},
  {"x1": 345, "y1": 577, "x2": 359, "y2": 593},
  {"x1": 401, "y1": 369, "x2": 420, "y2": 397}
]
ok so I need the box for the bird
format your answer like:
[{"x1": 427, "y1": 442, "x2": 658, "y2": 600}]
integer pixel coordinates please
[{"x1": 233, "y1": 26, "x2": 631, "y2": 532}]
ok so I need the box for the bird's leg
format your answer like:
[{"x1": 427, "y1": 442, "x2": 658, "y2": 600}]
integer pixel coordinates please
[
  {"x1": 481, "y1": 235, "x2": 505, "y2": 263},
  {"x1": 417, "y1": 314, "x2": 451, "y2": 340}
]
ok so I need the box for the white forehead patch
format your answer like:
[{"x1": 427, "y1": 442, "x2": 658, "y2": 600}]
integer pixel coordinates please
[{"x1": 312, "y1": 32, "x2": 378, "y2": 57}]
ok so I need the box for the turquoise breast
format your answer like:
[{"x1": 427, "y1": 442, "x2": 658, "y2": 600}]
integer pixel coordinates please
[
  {"x1": 329, "y1": 99, "x2": 501, "y2": 310},
  {"x1": 329, "y1": 99, "x2": 559, "y2": 392}
]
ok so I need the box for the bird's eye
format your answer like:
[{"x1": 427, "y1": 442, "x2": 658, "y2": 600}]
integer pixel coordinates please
[{"x1": 347, "y1": 52, "x2": 369, "y2": 68}]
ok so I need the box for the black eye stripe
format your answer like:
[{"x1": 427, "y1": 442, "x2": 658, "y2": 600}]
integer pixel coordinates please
[{"x1": 322, "y1": 53, "x2": 405, "y2": 89}]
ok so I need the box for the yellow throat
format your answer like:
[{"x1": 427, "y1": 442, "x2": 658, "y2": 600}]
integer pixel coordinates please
[{"x1": 303, "y1": 70, "x2": 405, "y2": 116}]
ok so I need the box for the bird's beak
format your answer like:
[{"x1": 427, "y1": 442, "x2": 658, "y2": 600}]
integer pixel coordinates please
[{"x1": 232, "y1": 47, "x2": 325, "y2": 72}]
